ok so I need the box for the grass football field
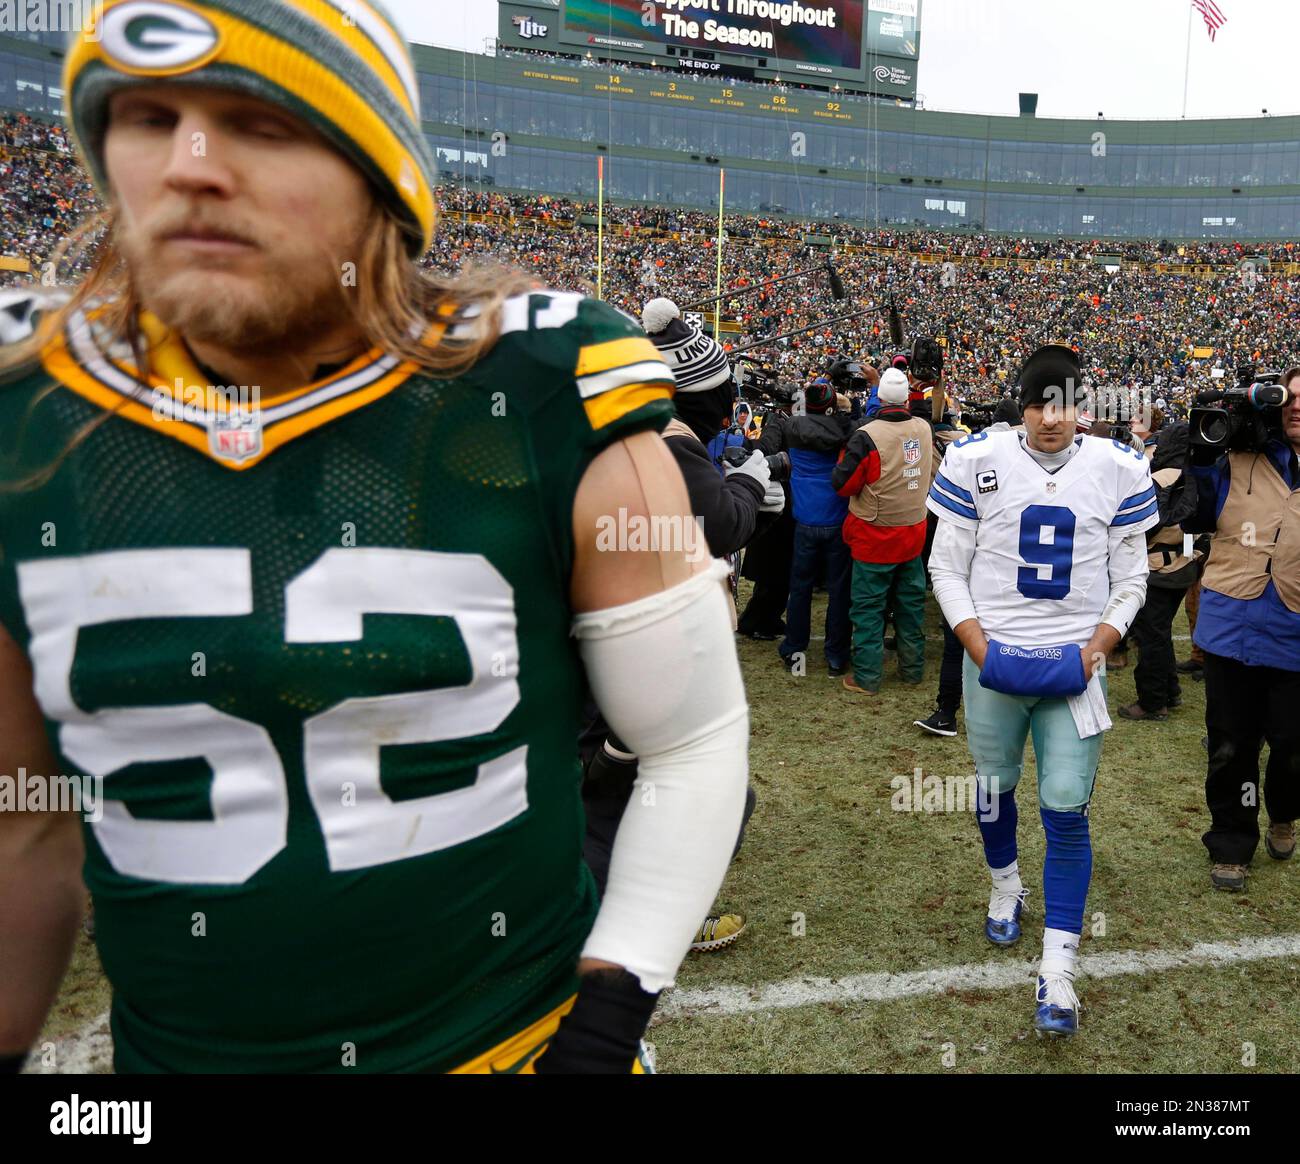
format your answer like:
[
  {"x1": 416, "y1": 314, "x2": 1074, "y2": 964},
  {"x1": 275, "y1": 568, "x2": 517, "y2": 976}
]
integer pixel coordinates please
[
  {"x1": 35, "y1": 586, "x2": 1299, "y2": 1074},
  {"x1": 650, "y1": 585, "x2": 1299, "y2": 1073}
]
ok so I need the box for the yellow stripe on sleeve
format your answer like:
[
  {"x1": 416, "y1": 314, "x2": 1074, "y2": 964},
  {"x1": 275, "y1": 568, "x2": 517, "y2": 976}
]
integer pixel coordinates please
[
  {"x1": 576, "y1": 336, "x2": 665, "y2": 378},
  {"x1": 583, "y1": 382, "x2": 673, "y2": 431}
]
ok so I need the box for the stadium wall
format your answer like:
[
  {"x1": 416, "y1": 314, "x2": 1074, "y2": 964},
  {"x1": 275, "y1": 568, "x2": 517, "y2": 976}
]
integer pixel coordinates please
[{"x1": 4, "y1": 32, "x2": 1300, "y2": 240}]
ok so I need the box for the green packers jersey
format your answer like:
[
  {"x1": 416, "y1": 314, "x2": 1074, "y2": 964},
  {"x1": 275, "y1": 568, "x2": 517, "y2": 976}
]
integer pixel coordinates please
[{"x1": 0, "y1": 290, "x2": 675, "y2": 1073}]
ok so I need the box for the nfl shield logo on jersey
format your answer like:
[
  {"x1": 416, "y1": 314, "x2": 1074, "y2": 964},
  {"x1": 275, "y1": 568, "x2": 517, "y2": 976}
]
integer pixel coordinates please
[
  {"x1": 903, "y1": 437, "x2": 921, "y2": 466},
  {"x1": 208, "y1": 408, "x2": 264, "y2": 465}
]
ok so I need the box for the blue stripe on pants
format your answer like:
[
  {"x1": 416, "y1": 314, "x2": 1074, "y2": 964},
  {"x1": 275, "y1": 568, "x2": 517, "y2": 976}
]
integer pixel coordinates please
[
  {"x1": 1041, "y1": 807, "x2": 1092, "y2": 935},
  {"x1": 976, "y1": 786, "x2": 1019, "y2": 869}
]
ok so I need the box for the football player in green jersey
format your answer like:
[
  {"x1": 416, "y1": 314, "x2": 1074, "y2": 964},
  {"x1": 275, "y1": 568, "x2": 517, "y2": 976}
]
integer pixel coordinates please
[{"x1": 0, "y1": 0, "x2": 749, "y2": 1074}]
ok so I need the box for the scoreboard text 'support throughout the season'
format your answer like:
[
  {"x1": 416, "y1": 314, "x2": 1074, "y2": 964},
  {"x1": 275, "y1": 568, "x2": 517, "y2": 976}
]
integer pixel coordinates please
[{"x1": 561, "y1": 0, "x2": 866, "y2": 73}]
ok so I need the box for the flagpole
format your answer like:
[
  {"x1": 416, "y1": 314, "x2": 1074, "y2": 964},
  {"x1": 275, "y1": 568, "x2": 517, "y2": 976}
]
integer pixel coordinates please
[
  {"x1": 713, "y1": 169, "x2": 725, "y2": 341},
  {"x1": 1182, "y1": 0, "x2": 1193, "y2": 118},
  {"x1": 596, "y1": 155, "x2": 605, "y2": 301}
]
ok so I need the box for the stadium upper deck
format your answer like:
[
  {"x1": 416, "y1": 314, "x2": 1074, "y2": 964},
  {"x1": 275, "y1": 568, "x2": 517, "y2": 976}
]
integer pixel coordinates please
[{"x1": 3, "y1": 30, "x2": 1300, "y2": 239}]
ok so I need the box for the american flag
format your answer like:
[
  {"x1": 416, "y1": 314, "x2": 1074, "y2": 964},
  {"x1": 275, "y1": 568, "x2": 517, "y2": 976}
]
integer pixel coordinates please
[{"x1": 1192, "y1": 0, "x2": 1226, "y2": 41}]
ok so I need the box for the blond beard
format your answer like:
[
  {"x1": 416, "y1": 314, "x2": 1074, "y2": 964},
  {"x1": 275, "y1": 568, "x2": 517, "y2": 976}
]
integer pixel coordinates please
[{"x1": 119, "y1": 225, "x2": 351, "y2": 355}]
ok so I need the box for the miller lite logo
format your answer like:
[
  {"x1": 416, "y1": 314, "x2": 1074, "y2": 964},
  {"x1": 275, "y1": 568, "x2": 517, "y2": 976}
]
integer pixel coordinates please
[
  {"x1": 513, "y1": 14, "x2": 548, "y2": 39},
  {"x1": 208, "y1": 409, "x2": 263, "y2": 464},
  {"x1": 902, "y1": 437, "x2": 921, "y2": 466}
]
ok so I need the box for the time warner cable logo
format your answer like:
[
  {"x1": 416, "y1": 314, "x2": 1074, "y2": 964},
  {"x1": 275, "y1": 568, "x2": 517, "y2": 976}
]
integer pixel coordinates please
[
  {"x1": 50, "y1": 1095, "x2": 151, "y2": 1144},
  {"x1": 0, "y1": 1, "x2": 105, "y2": 38}
]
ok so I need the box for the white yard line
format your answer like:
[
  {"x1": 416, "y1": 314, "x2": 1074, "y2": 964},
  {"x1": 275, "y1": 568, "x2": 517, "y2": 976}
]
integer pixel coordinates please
[
  {"x1": 23, "y1": 1011, "x2": 112, "y2": 1075},
  {"x1": 659, "y1": 933, "x2": 1300, "y2": 1019},
  {"x1": 37, "y1": 936, "x2": 1295, "y2": 1070}
]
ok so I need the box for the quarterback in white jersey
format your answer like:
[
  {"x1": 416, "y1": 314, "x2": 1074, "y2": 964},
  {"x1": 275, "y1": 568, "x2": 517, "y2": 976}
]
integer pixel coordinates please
[
  {"x1": 926, "y1": 345, "x2": 1160, "y2": 1038},
  {"x1": 929, "y1": 428, "x2": 1158, "y2": 650}
]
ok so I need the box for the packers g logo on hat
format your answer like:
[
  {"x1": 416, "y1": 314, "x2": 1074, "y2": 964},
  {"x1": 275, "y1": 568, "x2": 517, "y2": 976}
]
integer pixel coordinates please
[
  {"x1": 65, "y1": 0, "x2": 439, "y2": 255},
  {"x1": 98, "y1": 1, "x2": 221, "y2": 74}
]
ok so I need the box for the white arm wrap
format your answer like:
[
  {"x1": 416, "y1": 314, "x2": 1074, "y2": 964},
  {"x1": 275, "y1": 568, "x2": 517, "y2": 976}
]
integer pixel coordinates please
[
  {"x1": 928, "y1": 519, "x2": 979, "y2": 630},
  {"x1": 572, "y1": 560, "x2": 749, "y2": 992},
  {"x1": 1100, "y1": 529, "x2": 1150, "y2": 636}
]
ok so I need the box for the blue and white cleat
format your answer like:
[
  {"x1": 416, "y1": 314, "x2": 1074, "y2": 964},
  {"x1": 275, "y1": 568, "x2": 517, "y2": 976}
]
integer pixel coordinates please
[
  {"x1": 1033, "y1": 974, "x2": 1081, "y2": 1038},
  {"x1": 984, "y1": 886, "x2": 1028, "y2": 946}
]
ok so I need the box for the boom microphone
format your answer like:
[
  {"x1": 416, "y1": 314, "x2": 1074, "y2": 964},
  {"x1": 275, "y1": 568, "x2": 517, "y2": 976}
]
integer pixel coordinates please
[
  {"x1": 825, "y1": 260, "x2": 847, "y2": 303},
  {"x1": 888, "y1": 294, "x2": 904, "y2": 349}
]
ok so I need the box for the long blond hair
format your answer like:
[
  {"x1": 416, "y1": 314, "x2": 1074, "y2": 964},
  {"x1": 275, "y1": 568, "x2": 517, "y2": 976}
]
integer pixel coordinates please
[
  {"x1": 0, "y1": 200, "x2": 539, "y2": 488},
  {"x1": 3, "y1": 200, "x2": 537, "y2": 378}
]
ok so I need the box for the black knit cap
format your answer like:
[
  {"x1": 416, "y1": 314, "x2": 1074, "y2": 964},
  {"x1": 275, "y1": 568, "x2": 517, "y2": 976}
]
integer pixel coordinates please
[
  {"x1": 992, "y1": 396, "x2": 1022, "y2": 426},
  {"x1": 804, "y1": 379, "x2": 836, "y2": 412},
  {"x1": 1017, "y1": 344, "x2": 1086, "y2": 410}
]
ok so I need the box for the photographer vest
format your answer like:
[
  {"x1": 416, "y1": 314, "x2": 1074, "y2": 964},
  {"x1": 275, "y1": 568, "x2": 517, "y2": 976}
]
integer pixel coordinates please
[
  {"x1": 848, "y1": 414, "x2": 934, "y2": 527},
  {"x1": 1202, "y1": 450, "x2": 1300, "y2": 613}
]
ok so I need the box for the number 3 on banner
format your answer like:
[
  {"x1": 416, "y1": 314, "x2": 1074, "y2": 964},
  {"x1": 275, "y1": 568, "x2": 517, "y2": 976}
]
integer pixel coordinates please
[{"x1": 17, "y1": 548, "x2": 528, "y2": 884}]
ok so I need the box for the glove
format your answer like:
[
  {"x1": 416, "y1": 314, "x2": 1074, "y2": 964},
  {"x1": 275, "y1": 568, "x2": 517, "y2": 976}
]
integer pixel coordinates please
[
  {"x1": 533, "y1": 969, "x2": 659, "y2": 1074},
  {"x1": 724, "y1": 449, "x2": 772, "y2": 493},
  {"x1": 979, "y1": 640, "x2": 1088, "y2": 699},
  {"x1": 582, "y1": 737, "x2": 638, "y2": 800},
  {"x1": 759, "y1": 479, "x2": 786, "y2": 514}
]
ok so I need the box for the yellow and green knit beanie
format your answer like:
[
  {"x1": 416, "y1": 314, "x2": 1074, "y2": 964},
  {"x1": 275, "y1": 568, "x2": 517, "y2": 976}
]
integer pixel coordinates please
[{"x1": 65, "y1": 0, "x2": 437, "y2": 255}]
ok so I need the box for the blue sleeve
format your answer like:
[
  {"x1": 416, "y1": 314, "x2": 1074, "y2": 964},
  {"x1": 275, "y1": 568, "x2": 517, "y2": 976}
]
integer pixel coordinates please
[{"x1": 1273, "y1": 440, "x2": 1299, "y2": 490}]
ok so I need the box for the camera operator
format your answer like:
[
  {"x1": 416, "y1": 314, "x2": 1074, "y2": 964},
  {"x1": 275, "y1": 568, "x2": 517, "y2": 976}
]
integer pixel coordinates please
[
  {"x1": 776, "y1": 375, "x2": 856, "y2": 675},
  {"x1": 578, "y1": 299, "x2": 778, "y2": 953},
  {"x1": 1117, "y1": 414, "x2": 1204, "y2": 722},
  {"x1": 833, "y1": 368, "x2": 933, "y2": 694},
  {"x1": 1184, "y1": 366, "x2": 1300, "y2": 892}
]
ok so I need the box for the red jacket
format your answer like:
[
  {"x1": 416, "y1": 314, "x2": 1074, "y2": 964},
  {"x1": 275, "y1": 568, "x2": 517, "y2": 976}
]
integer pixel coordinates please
[{"x1": 832, "y1": 407, "x2": 929, "y2": 564}]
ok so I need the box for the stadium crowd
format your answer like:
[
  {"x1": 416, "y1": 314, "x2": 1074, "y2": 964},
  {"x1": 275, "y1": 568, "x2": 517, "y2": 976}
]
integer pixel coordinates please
[
  {"x1": 4, "y1": 112, "x2": 1299, "y2": 407},
  {"x1": 0, "y1": 115, "x2": 98, "y2": 284},
  {"x1": 431, "y1": 185, "x2": 1300, "y2": 405}
]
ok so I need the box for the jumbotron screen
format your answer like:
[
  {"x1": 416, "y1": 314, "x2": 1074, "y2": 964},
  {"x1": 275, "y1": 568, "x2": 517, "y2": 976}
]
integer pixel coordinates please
[{"x1": 560, "y1": 0, "x2": 867, "y2": 73}]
